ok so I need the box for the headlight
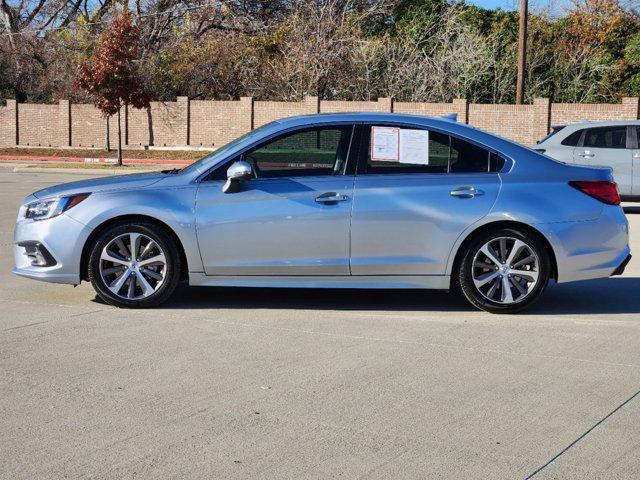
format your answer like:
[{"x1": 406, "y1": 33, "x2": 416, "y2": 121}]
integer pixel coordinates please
[{"x1": 24, "y1": 193, "x2": 90, "y2": 221}]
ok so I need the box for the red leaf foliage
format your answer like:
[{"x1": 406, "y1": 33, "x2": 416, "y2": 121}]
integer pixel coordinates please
[{"x1": 74, "y1": 10, "x2": 152, "y2": 117}]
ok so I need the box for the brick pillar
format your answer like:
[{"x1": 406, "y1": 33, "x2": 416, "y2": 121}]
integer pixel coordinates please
[
  {"x1": 177, "y1": 96, "x2": 190, "y2": 146},
  {"x1": 240, "y1": 96, "x2": 254, "y2": 132},
  {"x1": 6, "y1": 99, "x2": 18, "y2": 146},
  {"x1": 59, "y1": 99, "x2": 71, "y2": 147},
  {"x1": 533, "y1": 98, "x2": 551, "y2": 143},
  {"x1": 452, "y1": 98, "x2": 469, "y2": 123},
  {"x1": 621, "y1": 97, "x2": 640, "y2": 120},
  {"x1": 304, "y1": 95, "x2": 320, "y2": 114},
  {"x1": 377, "y1": 97, "x2": 393, "y2": 112}
]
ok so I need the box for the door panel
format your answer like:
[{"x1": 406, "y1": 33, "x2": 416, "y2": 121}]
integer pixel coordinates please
[
  {"x1": 573, "y1": 147, "x2": 633, "y2": 196},
  {"x1": 634, "y1": 149, "x2": 640, "y2": 196},
  {"x1": 196, "y1": 177, "x2": 353, "y2": 275},
  {"x1": 572, "y1": 126, "x2": 632, "y2": 196},
  {"x1": 350, "y1": 173, "x2": 500, "y2": 275}
]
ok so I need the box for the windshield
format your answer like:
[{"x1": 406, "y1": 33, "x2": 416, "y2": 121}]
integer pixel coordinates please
[{"x1": 179, "y1": 122, "x2": 278, "y2": 175}]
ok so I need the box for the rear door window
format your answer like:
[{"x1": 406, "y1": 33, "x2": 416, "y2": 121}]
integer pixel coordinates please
[
  {"x1": 583, "y1": 127, "x2": 627, "y2": 149},
  {"x1": 362, "y1": 125, "x2": 502, "y2": 174}
]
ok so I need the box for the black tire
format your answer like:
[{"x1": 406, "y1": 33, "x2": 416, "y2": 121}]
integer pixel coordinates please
[
  {"x1": 88, "y1": 222, "x2": 181, "y2": 308},
  {"x1": 457, "y1": 227, "x2": 551, "y2": 314}
]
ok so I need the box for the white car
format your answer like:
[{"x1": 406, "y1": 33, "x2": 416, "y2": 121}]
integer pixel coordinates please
[{"x1": 536, "y1": 120, "x2": 640, "y2": 199}]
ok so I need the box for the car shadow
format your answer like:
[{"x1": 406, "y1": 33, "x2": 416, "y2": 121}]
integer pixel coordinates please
[{"x1": 149, "y1": 277, "x2": 640, "y2": 315}]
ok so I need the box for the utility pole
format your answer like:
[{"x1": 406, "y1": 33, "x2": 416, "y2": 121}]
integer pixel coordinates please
[{"x1": 516, "y1": 0, "x2": 528, "y2": 104}]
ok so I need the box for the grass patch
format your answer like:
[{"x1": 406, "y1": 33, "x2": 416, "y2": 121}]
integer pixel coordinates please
[{"x1": 0, "y1": 147, "x2": 208, "y2": 160}]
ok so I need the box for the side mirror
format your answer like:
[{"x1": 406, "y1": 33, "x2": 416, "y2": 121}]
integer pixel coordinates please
[{"x1": 223, "y1": 161, "x2": 253, "y2": 193}]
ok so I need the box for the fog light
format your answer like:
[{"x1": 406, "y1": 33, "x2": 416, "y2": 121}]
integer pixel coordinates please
[{"x1": 18, "y1": 241, "x2": 57, "y2": 267}]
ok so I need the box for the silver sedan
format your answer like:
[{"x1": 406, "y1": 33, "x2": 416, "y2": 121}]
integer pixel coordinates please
[{"x1": 13, "y1": 113, "x2": 631, "y2": 313}]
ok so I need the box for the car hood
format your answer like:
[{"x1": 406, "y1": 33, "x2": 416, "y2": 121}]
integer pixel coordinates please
[{"x1": 32, "y1": 172, "x2": 167, "y2": 199}]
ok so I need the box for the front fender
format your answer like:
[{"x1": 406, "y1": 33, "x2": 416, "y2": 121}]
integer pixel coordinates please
[{"x1": 65, "y1": 185, "x2": 203, "y2": 275}]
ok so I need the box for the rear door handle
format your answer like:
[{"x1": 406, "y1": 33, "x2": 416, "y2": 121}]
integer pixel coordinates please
[
  {"x1": 579, "y1": 150, "x2": 595, "y2": 158},
  {"x1": 634, "y1": 153, "x2": 640, "y2": 159},
  {"x1": 450, "y1": 186, "x2": 484, "y2": 199},
  {"x1": 315, "y1": 192, "x2": 349, "y2": 204}
]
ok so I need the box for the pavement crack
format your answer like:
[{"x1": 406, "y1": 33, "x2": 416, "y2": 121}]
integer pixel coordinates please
[
  {"x1": 524, "y1": 387, "x2": 640, "y2": 479},
  {"x1": 3, "y1": 321, "x2": 48, "y2": 331}
]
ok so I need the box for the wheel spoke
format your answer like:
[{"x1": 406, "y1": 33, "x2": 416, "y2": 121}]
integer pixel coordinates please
[
  {"x1": 480, "y1": 245, "x2": 502, "y2": 267},
  {"x1": 129, "y1": 233, "x2": 141, "y2": 259},
  {"x1": 101, "y1": 250, "x2": 129, "y2": 266},
  {"x1": 101, "y1": 265, "x2": 126, "y2": 276},
  {"x1": 137, "y1": 272, "x2": 155, "y2": 296},
  {"x1": 506, "y1": 239, "x2": 526, "y2": 266},
  {"x1": 499, "y1": 238, "x2": 507, "y2": 262},
  {"x1": 474, "y1": 260, "x2": 493, "y2": 269},
  {"x1": 109, "y1": 269, "x2": 131, "y2": 294},
  {"x1": 139, "y1": 240, "x2": 157, "y2": 260},
  {"x1": 139, "y1": 253, "x2": 165, "y2": 267},
  {"x1": 141, "y1": 268, "x2": 162, "y2": 281},
  {"x1": 501, "y1": 275, "x2": 514, "y2": 303},
  {"x1": 486, "y1": 277, "x2": 500, "y2": 299},
  {"x1": 474, "y1": 270, "x2": 500, "y2": 288},
  {"x1": 511, "y1": 269, "x2": 538, "y2": 283},
  {"x1": 127, "y1": 275, "x2": 136, "y2": 298},
  {"x1": 115, "y1": 237, "x2": 130, "y2": 259},
  {"x1": 513, "y1": 255, "x2": 535, "y2": 269},
  {"x1": 511, "y1": 277, "x2": 527, "y2": 296}
]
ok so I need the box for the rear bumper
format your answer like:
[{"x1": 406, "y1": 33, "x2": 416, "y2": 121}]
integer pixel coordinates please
[
  {"x1": 538, "y1": 205, "x2": 630, "y2": 283},
  {"x1": 612, "y1": 254, "x2": 632, "y2": 276}
]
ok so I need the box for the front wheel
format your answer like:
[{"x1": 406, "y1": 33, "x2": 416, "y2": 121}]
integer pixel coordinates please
[
  {"x1": 88, "y1": 222, "x2": 181, "y2": 308},
  {"x1": 457, "y1": 228, "x2": 551, "y2": 314}
]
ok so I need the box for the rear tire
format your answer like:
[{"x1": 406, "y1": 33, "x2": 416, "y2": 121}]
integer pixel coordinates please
[
  {"x1": 457, "y1": 227, "x2": 551, "y2": 314},
  {"x1": 88, "y1": 222, "x2": 180, "y2": 308}
]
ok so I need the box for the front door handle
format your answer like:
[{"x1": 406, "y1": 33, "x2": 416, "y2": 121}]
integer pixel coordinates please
[
  {"x1": 634, "y1": 153, "x2": 640, "y2": 159},
  {"x1": 450, "y1": 186, "x2": 484, "y2": 199},
  {"x1": 315, "y1": 192, "x2": 349, "y2": 204},
  {"x1": 578, "y1": 150, "x2": 595, "y2": 158}
]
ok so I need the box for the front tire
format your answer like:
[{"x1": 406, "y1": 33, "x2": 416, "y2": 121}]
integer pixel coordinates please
[
  {"x1": 457, "y1": 227, "x2": 551, "y2": 314},
  {"x1": 88, "y1": 222, "x2": 180, "y2": 308}
]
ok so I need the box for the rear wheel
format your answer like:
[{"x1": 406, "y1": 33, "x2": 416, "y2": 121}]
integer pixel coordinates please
[
  {"x1": 458, "y1": 228, "x2": 551, "y2": 314},
  {"x1": 88, "y1": 222, "x2": 180, "y2": 308}
]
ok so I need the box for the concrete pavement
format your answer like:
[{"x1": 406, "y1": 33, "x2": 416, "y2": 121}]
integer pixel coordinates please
[{"x1": 1, "y1": 167, "x2": 640, "y2": 479}]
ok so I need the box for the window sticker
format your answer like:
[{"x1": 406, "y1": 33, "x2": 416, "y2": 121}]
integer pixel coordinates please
[
  {"x1": 371, "y1": 127, "x2": 430, "y2": 164},
  {"x1": 371, "y1": 126, "x2": 400, "y2": 161},
  {"x1": 399, "y1": 129, "x2": 429, "y2": 165}
]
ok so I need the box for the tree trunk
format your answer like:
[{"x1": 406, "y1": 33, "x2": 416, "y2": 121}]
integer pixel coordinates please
[
  {"x1": 105, "y1": 115, "x2": 110, "y2": 152},
  {"x1": 117, "y1": 107, "x2": 123, "y2": 167}
]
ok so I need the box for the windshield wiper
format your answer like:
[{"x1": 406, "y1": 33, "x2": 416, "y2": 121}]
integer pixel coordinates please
[{"x1": 161, "y1": 168, "x2": 182, "y2": 174}]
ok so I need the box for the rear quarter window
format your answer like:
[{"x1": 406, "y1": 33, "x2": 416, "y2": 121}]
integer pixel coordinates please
[{"x1": 561, "y1": 129, "x2": 583, "y2": 146}]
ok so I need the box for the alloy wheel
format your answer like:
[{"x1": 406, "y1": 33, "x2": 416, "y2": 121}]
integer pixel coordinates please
[
  {"x1": 471, "y1": 237, "x2": 540, "y2": 304},
  {"x1": 99, "y1": 232, "x2": 167, "y2": 299}
]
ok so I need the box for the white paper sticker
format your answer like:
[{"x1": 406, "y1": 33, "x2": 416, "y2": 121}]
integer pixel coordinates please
[
  {"x1": 371, "y1": 126, "x2": 399, "y2": 161},
  {"x1": 399, "y1": 129, "x2": 429, "y2": 165}
]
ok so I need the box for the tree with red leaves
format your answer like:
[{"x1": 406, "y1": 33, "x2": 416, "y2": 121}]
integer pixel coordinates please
[{"x1": 75, "y1": 10, "x2": 152, "y2": 166}]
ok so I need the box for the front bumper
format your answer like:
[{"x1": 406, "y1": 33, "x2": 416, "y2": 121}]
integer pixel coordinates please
[{"x1": 13, "y1": 212, "x2": 90, "y2": 285}]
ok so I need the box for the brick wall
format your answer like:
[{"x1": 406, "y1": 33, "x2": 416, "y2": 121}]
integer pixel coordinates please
[{"x1": 1, "y1": 97, "x2": 638, "y2": 149}]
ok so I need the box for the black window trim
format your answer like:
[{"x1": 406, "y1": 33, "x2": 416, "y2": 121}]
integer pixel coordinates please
[
  {"x1": 354, "y1": 122, "x2": 507, "y2": 176},
  {"x1": 199, "y1": 122, "x2": 357, "y2": 183}
]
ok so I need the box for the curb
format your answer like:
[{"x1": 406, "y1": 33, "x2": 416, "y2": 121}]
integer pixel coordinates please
[
  {"x1": 10, "y1": 166, "x2": 160, "y2": 175},
  {"x1": 0, "y1": 154, "x2": 193, "y2": 165}
]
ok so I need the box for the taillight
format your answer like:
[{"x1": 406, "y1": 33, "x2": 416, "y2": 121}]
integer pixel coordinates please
[{"x1": 569, "y1": 180, "x2": 620, "y2": 205}]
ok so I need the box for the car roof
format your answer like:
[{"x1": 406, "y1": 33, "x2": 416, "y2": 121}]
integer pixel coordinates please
[
  {"x1": 271, "y1": 112, "x2": 520, "y2": 152},
  {"x1": 554, "y1": 119, "x2": 640, "y2": 129}
]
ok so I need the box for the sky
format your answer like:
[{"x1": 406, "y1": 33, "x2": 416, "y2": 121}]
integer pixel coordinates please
[{"x1": 465, "y1": 0, "x2": 573, "y2": 16}]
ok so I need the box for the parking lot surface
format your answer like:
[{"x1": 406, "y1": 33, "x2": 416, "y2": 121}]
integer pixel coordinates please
[{"x1": 1, "y1": 167, "x2": 640, "y2": 479}]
